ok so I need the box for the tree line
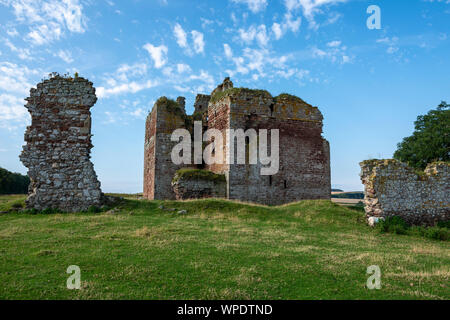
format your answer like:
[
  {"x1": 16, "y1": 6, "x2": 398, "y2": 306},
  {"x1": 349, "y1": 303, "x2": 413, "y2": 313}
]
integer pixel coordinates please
[{"x1": 0, "y1": 167, "x2": 30, "y2": 194}]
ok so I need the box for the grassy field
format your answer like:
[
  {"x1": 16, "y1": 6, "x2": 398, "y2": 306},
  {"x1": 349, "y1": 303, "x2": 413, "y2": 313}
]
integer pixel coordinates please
[{"x1": 0, "y1": 194, "x2": 448, "y2": 300}]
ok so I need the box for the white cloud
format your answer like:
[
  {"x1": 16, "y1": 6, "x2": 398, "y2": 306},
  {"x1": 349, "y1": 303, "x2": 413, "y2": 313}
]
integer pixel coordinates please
[
  {"x1": 56, "y1": 49, "x2": 74, "y2": 63},
  {"x1": 129, "y1": 107, "x2": 145, "y2": 118},
  {"x1": 143, "y1": 43, "x2": 168, "y2": 68},
  {"x1": 26, "y1": 22, "x2": 62, "y2": 45},
  {"x1": 116, "y1": 63, "x2": 148, "y2": 80},
  {"x1": 284, "y1": 12, "x2": 301, "y2": 32},
  {"x1": 6, "y1": 28, "x2": 19, "y2": 37},
  {"x1": 311, "y1": 41, "x2": 352, "y2": 64},
  {"x1": 96, "y1": 62, "x2": 157, "y2": 98},
  {"x1": 294, "y1": 0, "x2": 347, "y2": 19},
  {"x1": 282, "y1": 0, "x2": 346, "y2": 29},
  {"x1": 272, "y1": 23, "x2": 283, "y2": 40},
  {"x1": 224, "y1": 43, "x2": 233, "y2": 59},
  {"x1": 191, "y1": 30, "x2": 205, "y2": 54},
  {"x1": 223, "y1": 46, "x2": 300, "y2": 82},
  {"x1": 173, "y1": 24, "x2": 205, "y2": 55},
  {"x1": 176, "y1": 63, "x2": 191, "y2": 73},
  {"x1": 97, "y1": 80, "x2": 158, "y2": 99},
  {"x1": 0, "y1": 62, "x2": 38, "y2": 95},
  {"x1": 327, "y1": 40, "x2": 341, "y2": 47},
  {"x1": 0, "y1": 93, "x2": 28, "y2": 123},
  {"x1": 270, "y1": 10, "x2": 302, "y2": 40},
  {"x1": 4, "y1": 39, "x2": 32, "y2": 60},
  {"x1": 0, "y1": 0, "x2": 87, "y2": 45},
  {"x1": 174, "y1": 23, "x2": 188, "y2": 48},
  {"x1": 376, "y1": 36, "x2": 399, "y2": 54},
  {"x1": 0, "y1": 62, "x2": 40, "y2": 128},
  {"x1": 238, "y1": 24, "x2": 268, "y2": 47},
  {"x1": 231, "y1": 0, "x2": 268, "y2": 13}
]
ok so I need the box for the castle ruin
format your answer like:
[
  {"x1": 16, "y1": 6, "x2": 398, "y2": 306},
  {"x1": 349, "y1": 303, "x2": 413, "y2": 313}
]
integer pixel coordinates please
[
  {"x1": 20, "y1": 75, "x2": 102, "y2": 212},
  {"x1": 144, "y1": 78, "x2": 331, "y2": 205},
  {"x1": 360, "y1": 159, "x2": 450, "y2": 225}
]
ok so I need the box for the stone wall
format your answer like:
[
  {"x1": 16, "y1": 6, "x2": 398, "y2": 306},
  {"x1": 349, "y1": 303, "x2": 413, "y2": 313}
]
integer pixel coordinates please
[
  {"x1": 171, "y1": 169, "x2": 226, "y2": 200},
  {"x1": 194, "y1": 94, "x2": 211, "y2": 114},
  {"x1": 143, "y1": 97, "x2": 188, "y2": 200},
  {"x1": 209, "y1": 89, "x2": 331, "y2": 205},
  {"x1": 360, "y1": 159, "x2": 450, "y2": 225},
  {"x1": 20, "y1": 75, "x2": 102, "y2": 212},
  {"x1": 144, "y1": 78, "x2": 331, "y2": 205}
]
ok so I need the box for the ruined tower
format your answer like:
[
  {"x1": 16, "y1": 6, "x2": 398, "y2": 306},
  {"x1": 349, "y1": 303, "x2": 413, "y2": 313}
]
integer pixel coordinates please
[
  {"x1": 143, "y1": 78, "x2": 331, "y2": 205},
  {"x1": 143, "y1": 96, "x2": 188, "y2": 200},
  {"x1": 20, "y1": 75, "x2": 102, "y2": 212}
]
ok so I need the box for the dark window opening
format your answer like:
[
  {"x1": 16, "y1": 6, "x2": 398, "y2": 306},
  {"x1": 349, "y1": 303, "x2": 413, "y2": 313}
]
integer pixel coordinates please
[
  {"x1": 269, "y1": 176, "x2": 272, "y2": 186},
  {"x1": 269, "y1": 103, "x2": 274, "y2": 116},
  {"x1": 284, "y1": 180, "x2": 287, "y2": 189}
]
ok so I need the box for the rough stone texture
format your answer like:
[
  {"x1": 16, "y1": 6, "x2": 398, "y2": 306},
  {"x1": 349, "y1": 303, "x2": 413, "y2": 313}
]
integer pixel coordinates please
[
  {"x1": 172, "y1": 170, "x2": 226, "y2": 200},
  {"x1": 20, "y1": 75, "x2": 102, "y2": 212},
  {"x1": 144, "y1": 78, "x2": 331, "y2": 205},
  {"x1": 194, "y1": 94, "x2": 211, "y2": 114},
  {"x1": 209, "y1": 90, "x2": 331, "y2": 205},
  {"x1": 143, "y1": 97, "x2": 188, "y2": 200},
  {"x1": 360, "y1": 159, "x2": 450, "y2": 225},
  {"x1": 210, "y1": 77, "x2": 233, "y2": 96}
]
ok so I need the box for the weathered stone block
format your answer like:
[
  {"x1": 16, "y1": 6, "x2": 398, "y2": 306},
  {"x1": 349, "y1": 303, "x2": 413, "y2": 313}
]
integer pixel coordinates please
[{"x1": 20, "y1": 75, "x2": 102, "y2": 212}]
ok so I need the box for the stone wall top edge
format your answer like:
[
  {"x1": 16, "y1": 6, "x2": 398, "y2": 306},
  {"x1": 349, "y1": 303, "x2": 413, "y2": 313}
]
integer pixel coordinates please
[{"x1": 360, "y1": 159, "x2": 450, "y2": 181}]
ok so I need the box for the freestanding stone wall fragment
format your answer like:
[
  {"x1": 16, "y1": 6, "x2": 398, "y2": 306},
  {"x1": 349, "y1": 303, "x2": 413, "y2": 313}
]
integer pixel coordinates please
[
  {"x1": 360, "y1": 159, "x2": 450, "y2": 225},
  {"x1": 20, "y1": 75, "x2": 102, "y2": 212}
]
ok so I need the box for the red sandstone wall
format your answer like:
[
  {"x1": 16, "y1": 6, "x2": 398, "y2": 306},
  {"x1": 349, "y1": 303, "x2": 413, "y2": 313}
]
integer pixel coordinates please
[
  {"x1": 212, "y1": 92, "x2": 331, "y2": 205},
  {"x1": 143, "y1": 107, "x2": 157, "y2": 199},
  {"x1": 205, "y1": 99, "x2": 231, "y2": 187},
  {"x1": 143, "y1": 99, "x2": 187, "y2": 200}
]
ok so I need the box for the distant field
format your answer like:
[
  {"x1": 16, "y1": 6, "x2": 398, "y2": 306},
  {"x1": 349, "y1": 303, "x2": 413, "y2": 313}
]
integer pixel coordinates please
[
  {"x1": 331, "y1": 198, "x2": 363, "y2": 205},
  {"x1": 0, "y1": 194, "x2": 448, "y2": 300}
]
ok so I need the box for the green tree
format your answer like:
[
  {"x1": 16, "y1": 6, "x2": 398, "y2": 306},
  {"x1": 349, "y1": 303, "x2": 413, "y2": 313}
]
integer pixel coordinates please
[
  {"x1": 0, "y1": 167, "x2": 30, "y2": 194},
  {"x1": 394, "y1": 101, "x2": 450, "y2": 169}
]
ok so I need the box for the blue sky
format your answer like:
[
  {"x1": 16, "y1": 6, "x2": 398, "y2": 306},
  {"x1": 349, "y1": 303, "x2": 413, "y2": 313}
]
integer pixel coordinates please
[{"x1": 0, "y1": 0, "x2": 449, "y2": 193}]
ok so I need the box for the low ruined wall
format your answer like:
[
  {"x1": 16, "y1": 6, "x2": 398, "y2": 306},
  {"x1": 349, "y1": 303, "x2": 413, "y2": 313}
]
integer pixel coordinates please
[
  {"x1": 171, "y1": 169, "x2": 226, "y2": 200},
  {"x1": 360, "y1": 159, "x2": 449, "y2": 225},
  {"x1": 20, "y1": 75, "x2": 102, "y2": 212}
]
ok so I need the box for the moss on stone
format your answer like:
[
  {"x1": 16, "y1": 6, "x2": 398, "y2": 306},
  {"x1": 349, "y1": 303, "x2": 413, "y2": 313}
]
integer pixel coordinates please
[
  {"x1": 274, "y1": 93, "x2": 307, "y2": 104},
  {"x1": 173, "y1": 168, "x2": 226, "y2": 184},
  {"x1": 210, "y1": 87, "x2": 272, "y2": 104},
  {"x1": 156, "y1": 96, "x2": 184, "y2": 115}
]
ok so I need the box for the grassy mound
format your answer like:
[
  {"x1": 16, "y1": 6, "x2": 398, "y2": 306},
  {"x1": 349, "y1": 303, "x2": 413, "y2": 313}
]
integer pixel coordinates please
[{"x1": 0, "y1": 194, "x2": 448, "y2": 300}]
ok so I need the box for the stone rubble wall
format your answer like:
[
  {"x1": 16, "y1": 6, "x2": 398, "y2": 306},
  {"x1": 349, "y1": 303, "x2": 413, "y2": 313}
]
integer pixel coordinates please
[
  {"x1": 360, "y1": 159, "x2": 449, "y2": 225},
  {"x1": 210, "y1": 90, "x2": 331, "y2": 205},
  {"x1": 172, "y1": 174, "x2": 226, "y2": 200},
  {"x1": 194, "y1": 94, "x2": 211, "y2": 114},
  {"x1": 20, "y1": 76, "x2": 102, "y2": 212}
]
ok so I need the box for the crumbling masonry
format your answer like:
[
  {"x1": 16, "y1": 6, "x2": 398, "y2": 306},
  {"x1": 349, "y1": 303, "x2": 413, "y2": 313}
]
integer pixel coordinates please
[
  {"x1": 144, "y1": 78, "x2": 331, "y2": 205},
  {"x1": 360, "y1": 159, "x2": 450, "y2": 225},
  {"x1": 20, "y1": 75, "x2": 102, "y2": 212}
]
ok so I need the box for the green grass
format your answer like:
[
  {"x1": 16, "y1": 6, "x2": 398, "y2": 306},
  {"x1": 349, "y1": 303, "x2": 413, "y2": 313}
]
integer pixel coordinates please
[{"x1": 0, "y1": 194, "x2": 448, "y2": 300}]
